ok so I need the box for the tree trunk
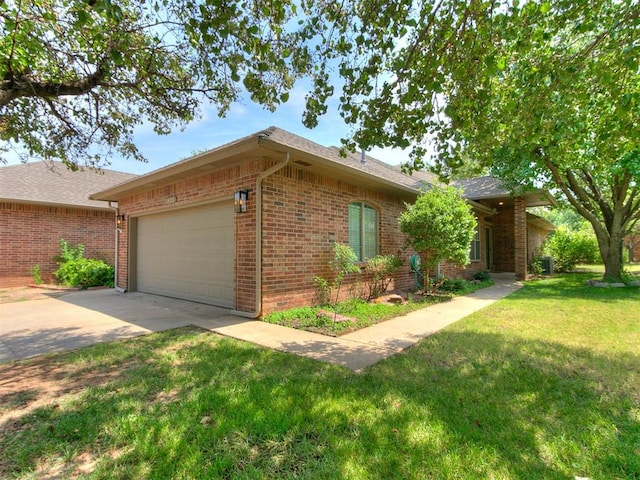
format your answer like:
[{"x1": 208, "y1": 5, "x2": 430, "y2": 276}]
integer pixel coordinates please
[{"x1": 594, "y1": 228, "x2": 624, "y2": 281}]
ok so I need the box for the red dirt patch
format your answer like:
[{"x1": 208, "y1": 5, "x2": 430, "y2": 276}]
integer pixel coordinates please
[{"x1": 0, "y1": 285, "x2": 74, "y2": 304}]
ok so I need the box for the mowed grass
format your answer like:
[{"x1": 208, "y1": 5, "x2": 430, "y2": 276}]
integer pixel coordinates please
[
  {"x1": 576, "y1": 262, "x2": 640, "y2": 276},
  {"x1": 1, "y1": 273, "x2": 638, "y2": 479}
]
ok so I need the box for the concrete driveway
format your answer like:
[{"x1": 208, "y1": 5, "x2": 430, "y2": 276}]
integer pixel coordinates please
[
  {"x1": 0, "y1": 289, "x2": 248, "y2": 362},
  {"x1": 1, "y1": 276, "x2": 522, "y2": 370}
]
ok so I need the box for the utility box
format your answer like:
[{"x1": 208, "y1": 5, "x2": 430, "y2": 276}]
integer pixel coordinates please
[{"x1": 541, "y1": 256, "x2": 554, "y2": 275}]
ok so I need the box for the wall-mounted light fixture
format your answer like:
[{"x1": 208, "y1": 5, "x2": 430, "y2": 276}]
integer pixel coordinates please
[
  {"x1": 234, "y1": 190, "x2": 248, "y2": 213},
  {"x1": 116, "y1": 213, "x2": 126, "y2": 226}
]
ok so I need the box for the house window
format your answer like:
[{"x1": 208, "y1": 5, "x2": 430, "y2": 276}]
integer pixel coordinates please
[
  {"x1": 469, "y1": 227, "x2": 481, "y2": 262},
  {"x1": 348, "y1": 202, "x2": 378, "y2": 261}
]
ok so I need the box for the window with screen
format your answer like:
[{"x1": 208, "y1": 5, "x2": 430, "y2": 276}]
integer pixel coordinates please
[
  {"x1": 348, "y1": 202, "x2": 379, "y2": 261},
  {"x1": 469, "y1": 227, "x2": 481, "y2": 262}
]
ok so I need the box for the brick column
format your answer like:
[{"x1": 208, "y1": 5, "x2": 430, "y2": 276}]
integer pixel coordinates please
[{"x1": 514, "y1": 196, "x2": 527, "y2": 280}]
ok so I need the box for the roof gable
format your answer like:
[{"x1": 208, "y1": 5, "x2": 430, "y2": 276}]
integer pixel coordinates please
[{"x1": 452, "y1": 176, "x2": 511, "y2": 199}]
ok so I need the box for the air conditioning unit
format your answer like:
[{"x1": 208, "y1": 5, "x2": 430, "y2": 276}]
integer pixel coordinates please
[{"x1": 541, "y1": 256, "x2": 553, "y2": 275}]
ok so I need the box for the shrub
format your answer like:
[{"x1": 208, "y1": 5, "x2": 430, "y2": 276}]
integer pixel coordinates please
[
  {"x1": 543, "y1": 227, "x2": 601, "y2": 272},
  {"x1": 440, "y1": 277, "x2": 467, "y2": 292},
  {"x1": 439, "y1": 276, "x2": 494, "y2": 295},
  {"x1": 529, "y1": 257, "x2": 545, "y2": 276},
  {"x1": 55, "y1": 238, "x2": 84, "y2": 263},
  {"x1": 472, "y1": 270, "x2": 491, "y2": 282},
  {"x1": 312, "y1": 276, "x2": 331, "y2": 305},
  {"x1": 55, "y1": 258, "x2": 115, "y2": 288},
  {"x1": 53, "y1": 238, "x2": 114, "y2": 288},
  {"x1": 364, "y1": 254, "x2": 403, "y2": 299},
  {"x1": 30, "y1": 264, "x2": 44, "y2": 285},
  {"x1": 312, "y1": 243, "x2": 360, "y2": 326}
]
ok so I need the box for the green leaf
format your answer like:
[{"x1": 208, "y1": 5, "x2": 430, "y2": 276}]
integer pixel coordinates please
[
  {"x1": 75, "y1": 9, "x2": 89, "y2": 25},
  {"x1": 109, "y1": 49, "x2": 123, "y2": 65}
]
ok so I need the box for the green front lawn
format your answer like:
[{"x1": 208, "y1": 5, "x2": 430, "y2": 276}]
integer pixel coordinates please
[
  {"x1": 1, "y1": 273, "x2": 638, "y2": 479},
  {"x1": 576, "y1": 262, "x2": 640, "y2": 275}
]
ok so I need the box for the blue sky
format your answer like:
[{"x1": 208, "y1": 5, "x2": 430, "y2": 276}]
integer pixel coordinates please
[
  {"x1": 99, "y1": 80, "x2": 412, "y2": 175},
  {"x1": 2, "y1": 80, "x2": 416, "y2": 175}
]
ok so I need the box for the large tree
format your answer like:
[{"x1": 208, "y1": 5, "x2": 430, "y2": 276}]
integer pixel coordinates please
[
  {"x1": 0, "y1": 0, "x2": 329, "y2": 169},
  {"x1": 303, "y1": 0, "x2": 640, "y2": 282}
]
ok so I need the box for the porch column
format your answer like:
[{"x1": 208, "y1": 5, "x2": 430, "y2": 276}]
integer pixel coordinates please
[{"x1": 514, "y1": 196, "x2": 527, "y2": 280}]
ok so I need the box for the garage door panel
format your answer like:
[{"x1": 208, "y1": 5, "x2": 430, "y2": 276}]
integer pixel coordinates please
[{"x1": 136, "y1": 202, "x2": 234, "y2": 308}]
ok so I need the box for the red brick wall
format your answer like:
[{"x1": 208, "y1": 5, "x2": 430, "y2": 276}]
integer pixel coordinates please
[
  {"x1": 115, "y1": 157, "x2": 415, "y2": 316},
  {"x1": 492, "y1": 204, "x2": 515, "y2": 272},
  {"x1": 115, "y1": 217, "x2": 129, "y2": 291},
  {"x1": 625, "y1": 234, "x2": 640, "y2": 262},
  {"x1": 260, "y1": 164, "x2": 414, "y2": 314},
  {"x1": 438, "y1": 211, "x2": 490, "y2": 280},
  {"x1": 0, "y1": 202, "x2": 115, "y2": 287},
  {"x1": 513, "y1": 197, "x2": 528, "y2": 279},
  {"x1": 527, "y1": 223, "x2": 551, "y2": 264}
]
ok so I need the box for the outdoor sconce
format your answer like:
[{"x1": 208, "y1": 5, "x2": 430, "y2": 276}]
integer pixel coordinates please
[
  {"x1": 234, "y1": 190, "x2": 248, "y2": 213},
  {"x1": 116, "y1": 213, "x2": 126, "y2": 226}
]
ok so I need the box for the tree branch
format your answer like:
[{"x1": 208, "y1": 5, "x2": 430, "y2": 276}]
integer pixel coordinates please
[
  {"x1": 579, "y1": 168, "x2": 613, "y2": 221},
  {"x1": 0, "y1": 66, "x2": 106, "y2": 108},
  {"x1": 545, "y1": 159, "x2": 604, "y2": 232},
  {"x1": 43, "y1": 97, "x2": 79, "y2": 136},
  {"x1": 397, "y1": 0, "x2": 446, "y2": 77}
]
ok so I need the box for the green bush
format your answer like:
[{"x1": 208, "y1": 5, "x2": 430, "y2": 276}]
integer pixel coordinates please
[
  {"x1": 55, "y1": 238, "x2": 85, "y2": 263},
  {"x1": 543, "y1": 227, "x2": 601, "y2": 272},
  {"x1": 312, "y1": 276, "x2": 331, "y2": 305},
  {"x1": 53, "y1": 238, "x2": 114, "y2": 288},
  {"x1": 312, "y1": 243, "x2": 360, "y2": 304},
  {"x1": 439, "y1": 277, "x2": 468, "y2": 292},
  {"x1": 529, "y1": 257, "x2": 545, "y2": 275},
  {"x1": 55, "y1": 258, "x2": 115, "y2": 288},
  {"x1": 364, "y1": 254, "x2": 403, "y2": 299},
  {"x1": 30, "y1": 264, "x2": 44, "y2": 285},
  {"x1": 472, "y1": 270, "x2": 491, "y2": 281}
]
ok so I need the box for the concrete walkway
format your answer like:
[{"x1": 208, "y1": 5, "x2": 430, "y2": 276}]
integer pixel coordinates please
[
  {"x1": 0, "y1": 275, "x2": 522, "y2": 372},
  {"x1": 216, "y1": 275, "x2": 522, "y2": 371}
]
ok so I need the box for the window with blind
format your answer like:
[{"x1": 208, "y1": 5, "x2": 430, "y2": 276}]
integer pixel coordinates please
[
  {"x1": 469, "y1": 227, "x2": 481, "y2": 261},
  {"x1": 348, "y1": 202, "x2": 378, "y2": 261}
]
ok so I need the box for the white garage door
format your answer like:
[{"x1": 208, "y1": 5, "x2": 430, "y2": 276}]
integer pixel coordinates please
[{"x1": 136, "y1": 202, "x2": 234, "y2": 307}]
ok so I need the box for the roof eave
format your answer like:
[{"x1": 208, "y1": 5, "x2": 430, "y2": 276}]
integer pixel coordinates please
[
  {"x1": 527, "y1": 213, "x2": 556, "y2": 231},
  {"x1": 467, "y1": 199, "x2": 495, "y2": 215},
  {"x1": 90, "y1": 136, "x2": 261, "y2": 201},
  {"x1": 466, "y1": 190, "x2": 556, "y2": 208},
  {"x1": 0, "y1": 198, "x2": 114, "y2": 211}
]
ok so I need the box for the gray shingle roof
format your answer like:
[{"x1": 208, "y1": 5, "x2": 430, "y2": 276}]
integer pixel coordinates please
[
  {"x1": 451, "y1": 176, "x2": 511, "y2": 199},
  {"x1": 399, "y1": 168, "x2": 441, "y2": 188},
  {"x1": 89, "y1": 126, "x2": 552, "y2": 209},
  {"x1": 0, "y1": 161, "x2": 137, "y2": 209},
  {"x1": 452, "y1": 175, "x2": 556, "y2": 207},
  {"x1": 263, "y1": 127, "x2": 434, "y2": 191}
]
